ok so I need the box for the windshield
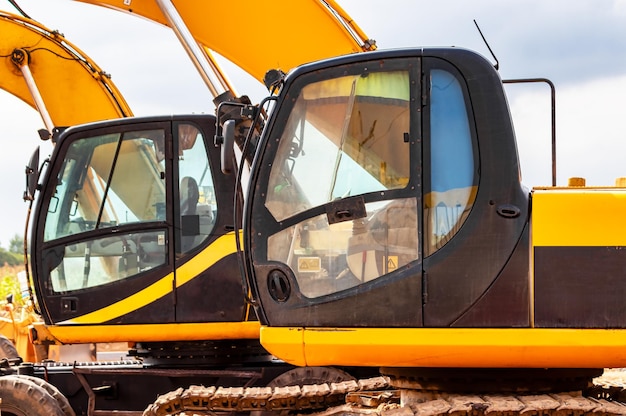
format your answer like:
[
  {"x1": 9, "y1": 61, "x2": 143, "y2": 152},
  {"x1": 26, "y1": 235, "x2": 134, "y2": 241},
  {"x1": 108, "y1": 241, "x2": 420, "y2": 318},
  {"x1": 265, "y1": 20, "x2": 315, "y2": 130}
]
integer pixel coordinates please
[{"x1": 265, "y1": 71, "x2": 411, "y2": 222}]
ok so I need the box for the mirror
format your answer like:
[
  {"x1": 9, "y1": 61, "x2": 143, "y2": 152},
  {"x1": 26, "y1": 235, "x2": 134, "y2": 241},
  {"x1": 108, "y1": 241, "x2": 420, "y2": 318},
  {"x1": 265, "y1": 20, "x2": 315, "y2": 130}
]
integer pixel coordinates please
[
  {"x1": 221, "y1": 120, "x2": 236, "y2": 175},
  {"x1": 24, "y1": 146, "x2": 40, "y2": 201}
]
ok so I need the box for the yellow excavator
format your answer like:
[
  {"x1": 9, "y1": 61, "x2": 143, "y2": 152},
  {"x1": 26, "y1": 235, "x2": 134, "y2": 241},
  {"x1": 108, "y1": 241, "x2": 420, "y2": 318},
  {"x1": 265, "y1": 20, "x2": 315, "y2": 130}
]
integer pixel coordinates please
[
  {"x1": 0, "y1": 9, "x2": 132, "y2": 363},
  {"x1": 144, "y1": 19, "x2": 626, "y2": 416},
  {"x1": 0, "y1": 1, "x2": 377, "y2": 415}
]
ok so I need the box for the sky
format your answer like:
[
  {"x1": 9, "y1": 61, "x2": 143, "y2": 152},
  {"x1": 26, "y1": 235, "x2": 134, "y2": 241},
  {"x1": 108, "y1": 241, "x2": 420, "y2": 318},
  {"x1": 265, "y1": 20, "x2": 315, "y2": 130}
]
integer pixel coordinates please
[{"x1": 1, "y1": 0, "x2": 626, "y2": 247}]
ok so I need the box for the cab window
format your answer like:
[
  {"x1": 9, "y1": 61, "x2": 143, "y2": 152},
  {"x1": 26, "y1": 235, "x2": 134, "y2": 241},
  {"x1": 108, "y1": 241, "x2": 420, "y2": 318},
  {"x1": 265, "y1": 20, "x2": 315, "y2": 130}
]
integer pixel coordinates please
[
  {"x1": 176, "y1": 123, "x2": 216, "y2": 255},
  {"x1": 42, "y1": 128, "x2": 168, "y2": 292},
  {"x1": 424, "y1": 67, "x2": 477, "y2": 256}
]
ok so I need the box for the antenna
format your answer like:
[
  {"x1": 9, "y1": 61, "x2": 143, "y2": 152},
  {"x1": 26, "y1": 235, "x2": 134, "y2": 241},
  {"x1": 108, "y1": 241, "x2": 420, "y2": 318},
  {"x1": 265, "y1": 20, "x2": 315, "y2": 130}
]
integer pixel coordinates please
[{"x1": 474, "y1": 20, "x2": 499, "y2": 70}]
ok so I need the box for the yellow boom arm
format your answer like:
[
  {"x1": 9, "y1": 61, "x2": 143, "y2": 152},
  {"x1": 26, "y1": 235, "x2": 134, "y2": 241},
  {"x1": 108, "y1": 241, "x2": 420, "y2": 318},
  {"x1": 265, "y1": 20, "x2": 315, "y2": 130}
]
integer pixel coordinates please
[
  {"x1": 0, "y1": 11, "x2": 132, "y2": 130},
  {"x1": 75, "y1": 0, "x2": 375, "y2": 85}
]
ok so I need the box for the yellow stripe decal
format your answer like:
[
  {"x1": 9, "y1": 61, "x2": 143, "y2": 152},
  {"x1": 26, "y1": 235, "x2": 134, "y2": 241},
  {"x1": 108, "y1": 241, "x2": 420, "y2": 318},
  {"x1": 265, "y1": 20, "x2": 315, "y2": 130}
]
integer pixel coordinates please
[
  {"x1": 174, "y1": 232, "x2": 239, "y2": 287},
  {"x1": 60, "y1": 233, "x2": 238, "y2": 324}
]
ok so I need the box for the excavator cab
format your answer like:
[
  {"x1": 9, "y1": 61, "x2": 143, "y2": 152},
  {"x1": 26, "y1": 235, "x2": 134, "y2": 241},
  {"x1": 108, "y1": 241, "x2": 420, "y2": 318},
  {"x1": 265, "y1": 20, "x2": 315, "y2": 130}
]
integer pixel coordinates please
[
  {"x1": 28, "y1": 114, "x2": 249, "y2": 332},
  {"x1": 243, "y1": 48, "x2": 537, "y2": 367},
  {"x1": 243, "y1": 47, "x2": 626, "y2": 371}
]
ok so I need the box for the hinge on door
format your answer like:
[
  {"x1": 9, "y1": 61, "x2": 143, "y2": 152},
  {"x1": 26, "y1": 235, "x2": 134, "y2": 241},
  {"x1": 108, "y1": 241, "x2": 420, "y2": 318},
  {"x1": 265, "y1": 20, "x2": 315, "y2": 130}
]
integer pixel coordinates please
[{"x1": 422, "y1": 273, "x2": 428, "y2": 305}]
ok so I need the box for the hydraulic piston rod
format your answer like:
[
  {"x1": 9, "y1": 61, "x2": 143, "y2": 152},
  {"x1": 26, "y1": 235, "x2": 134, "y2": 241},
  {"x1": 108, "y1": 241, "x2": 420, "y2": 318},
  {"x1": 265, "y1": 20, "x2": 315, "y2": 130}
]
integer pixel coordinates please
[
  {"x1": 11, "y1": 48, "x2": 54, "y2": 136},
  {"x1": 154, "y1": 0, "x2": 236, "y2": 99}
]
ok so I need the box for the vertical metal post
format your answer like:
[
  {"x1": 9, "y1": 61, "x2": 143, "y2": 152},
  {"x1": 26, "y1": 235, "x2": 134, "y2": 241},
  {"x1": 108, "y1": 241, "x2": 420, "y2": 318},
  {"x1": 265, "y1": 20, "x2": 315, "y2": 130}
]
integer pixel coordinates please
[
  {"x1": 154, "y1": 0, "x2": 236, "y2": 98},
  {"x1": 503, "y1": 78, "x2": 557, "y2": 186}
]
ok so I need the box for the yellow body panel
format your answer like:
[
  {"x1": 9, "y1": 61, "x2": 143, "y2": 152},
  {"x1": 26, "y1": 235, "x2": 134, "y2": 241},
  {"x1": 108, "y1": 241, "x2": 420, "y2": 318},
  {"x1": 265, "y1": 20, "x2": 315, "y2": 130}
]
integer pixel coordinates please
[
  {"x1": 0, "y1": 11, "x2": 132, "y2": 126},
  {"x1": 34, "y1": 321, "x2": 260, "y2": 344},
  {"x1": 532, "y1": 187, "x2": 626, "y2": 247},
  {"x1": 76, "y1": 0, "x2": 374, "y2": 83},
  {"x1": 261, "y1": 327, "x2": 626, "y2": 369}
]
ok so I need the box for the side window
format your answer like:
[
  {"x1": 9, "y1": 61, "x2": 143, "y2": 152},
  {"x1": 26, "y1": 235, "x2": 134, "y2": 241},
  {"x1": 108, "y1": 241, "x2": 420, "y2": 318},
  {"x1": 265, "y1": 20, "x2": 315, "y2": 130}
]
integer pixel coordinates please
[
  {"x1": 42, "y1": 129, "x2": 168, "y2": 292},
  {"x1": 177, "y1": 123, "x2": 216, "y2": 254},
  {"x1": 424, "y1": 68, "x2": 477, "y2": 256}
]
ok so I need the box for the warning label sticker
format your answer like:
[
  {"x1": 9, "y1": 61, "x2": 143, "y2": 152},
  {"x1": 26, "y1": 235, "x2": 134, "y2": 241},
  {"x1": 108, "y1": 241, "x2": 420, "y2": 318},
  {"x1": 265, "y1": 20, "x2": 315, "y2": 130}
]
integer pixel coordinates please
[
  {"x1": 298, "y1": 257, "x2": 321, "y2": 273},
  {"x1": 386, "y1": 255, "x2": 398, "y2": 272}
]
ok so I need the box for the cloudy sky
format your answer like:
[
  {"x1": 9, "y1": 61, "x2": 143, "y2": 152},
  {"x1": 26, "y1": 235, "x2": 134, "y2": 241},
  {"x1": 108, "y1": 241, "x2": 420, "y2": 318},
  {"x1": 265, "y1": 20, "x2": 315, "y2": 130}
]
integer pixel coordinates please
[{"x1": 1, "y1": 0, "x2": 626, "y2": 247}]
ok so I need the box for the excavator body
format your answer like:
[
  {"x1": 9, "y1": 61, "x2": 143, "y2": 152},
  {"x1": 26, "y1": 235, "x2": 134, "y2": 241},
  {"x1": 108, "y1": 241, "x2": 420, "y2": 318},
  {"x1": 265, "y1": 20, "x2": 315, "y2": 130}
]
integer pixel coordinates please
[
  {"x1": 18, "y1": 111, "x2": 376, "y2": 415},
  {"x1": 134, "y1": 46, "x2": 626, "y2": 416},
  {"x1": 242, "y1": 47, "x2": 626, "y2": 370}
]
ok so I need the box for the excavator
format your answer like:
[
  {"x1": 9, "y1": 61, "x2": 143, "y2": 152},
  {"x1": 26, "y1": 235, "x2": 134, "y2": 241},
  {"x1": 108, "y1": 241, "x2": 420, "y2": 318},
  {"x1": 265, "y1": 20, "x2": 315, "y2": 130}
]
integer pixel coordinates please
[
  {"x1": 143, "y1": 34, "x2": 626, "y2": 416},
  {"x1": 0, "y1": 1, "x2": 378, "y2": 415},
  {"x1": 0, "y1": 9, "x2": 132, "y2": 362}
]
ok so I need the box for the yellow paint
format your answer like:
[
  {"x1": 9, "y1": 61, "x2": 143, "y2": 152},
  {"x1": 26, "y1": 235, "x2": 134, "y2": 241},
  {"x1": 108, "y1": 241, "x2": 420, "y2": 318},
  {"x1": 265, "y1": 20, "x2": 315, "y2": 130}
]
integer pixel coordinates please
[
  {"x1": 174, "y1": 233, "x2": 238, "y2": 287},
  {"x1": 62, "y1": 233, "x2": 237, "y2": 324},
  {"x1": 261, "y1": 327, "x2": 626, "y2": 369},
  {"x1": 34, "y1": 321, "x2": 260, "y2": 344},
  {"x1": 0, "y1": 11, "x2": 131, "y2": 126},
  {"x1": 532, "y1": 188, "x2": 626, "y2": 246},
  {"x1": 76, "y1": 0, "x2": 374, "y2": 84}
]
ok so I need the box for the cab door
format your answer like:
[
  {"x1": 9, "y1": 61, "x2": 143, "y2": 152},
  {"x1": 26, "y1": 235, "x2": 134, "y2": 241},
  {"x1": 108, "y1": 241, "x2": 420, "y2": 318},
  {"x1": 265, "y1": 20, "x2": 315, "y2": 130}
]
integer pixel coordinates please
[
  {"x1": 247, "y1": 57, "x2": 425, "y2": 328},
  {"x1": 420, "y1": 57, "x2": 530, "y2": 328},
  {"x1": 170, "y1": 119, "x2": 247, "y2": 323}
]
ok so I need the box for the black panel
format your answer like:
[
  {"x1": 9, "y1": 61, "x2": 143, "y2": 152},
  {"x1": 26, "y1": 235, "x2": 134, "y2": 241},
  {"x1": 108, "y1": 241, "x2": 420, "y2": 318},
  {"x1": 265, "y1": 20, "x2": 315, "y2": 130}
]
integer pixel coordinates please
[
  {"x1": 176, "y1": 254, "x2": 246, "y2": 322},
  {"x1": 451, "y1": 227, "x2": 530, "y2": 327},
  {"x1": 254, "y1": 261, "x2": 422, "y2": 327},
  {"x1": 535, "y1": 246, "x2": 626, "y2": 328},
  {"x1": 105, "y1": 289, "x2": 174, "y2": 324},
  {"x1": 421, "y1": 50, "x2": 529, "y2": 327}
]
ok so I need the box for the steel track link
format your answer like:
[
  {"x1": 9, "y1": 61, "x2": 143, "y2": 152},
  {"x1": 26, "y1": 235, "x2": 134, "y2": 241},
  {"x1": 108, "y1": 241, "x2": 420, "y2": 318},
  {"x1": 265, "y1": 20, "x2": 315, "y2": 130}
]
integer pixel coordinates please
[{"x1": 143, "y1": 371, "x2": 626, "y2": 416}]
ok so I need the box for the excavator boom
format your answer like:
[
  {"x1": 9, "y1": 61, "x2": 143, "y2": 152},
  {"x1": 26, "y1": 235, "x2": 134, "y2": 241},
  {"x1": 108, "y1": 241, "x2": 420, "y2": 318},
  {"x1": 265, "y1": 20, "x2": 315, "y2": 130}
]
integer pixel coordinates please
[
  {"x1": 0, "y1": 10, "x2": 132, "y2": 129},
  {"x1": 75, "y1": 0, "x2": 375, "y2": 85}
]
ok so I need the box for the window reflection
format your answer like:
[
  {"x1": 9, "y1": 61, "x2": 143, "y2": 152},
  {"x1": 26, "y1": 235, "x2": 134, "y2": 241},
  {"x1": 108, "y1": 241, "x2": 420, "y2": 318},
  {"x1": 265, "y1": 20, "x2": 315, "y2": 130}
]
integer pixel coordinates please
[
  {"x1": 45, "y1": 230, "x2": 166, "y2": 292},
  {"x1": 266, "y1": 71, "x2": 410, "y2": 222},
  {"x1": 44, "y1": 130, "x2": 166, "y2": 242},
  {"x1": 264, "y1": 67, "x2": 417, "y2": 298},
  {"x1": 268, "y1": 199, "x2": 418, "y2": 298},
  {"x1": 42, "y1": 128, "x2": 168, "y2": 294},
  {"x1": 425, "y1": 69, "x2": 476, "y2": 255}
]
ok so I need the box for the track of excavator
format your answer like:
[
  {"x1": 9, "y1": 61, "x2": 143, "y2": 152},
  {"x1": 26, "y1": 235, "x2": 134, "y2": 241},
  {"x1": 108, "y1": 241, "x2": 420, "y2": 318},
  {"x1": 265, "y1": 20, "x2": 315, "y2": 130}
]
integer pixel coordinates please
[{"x1": 143, "y1": 369, "x2": 626, "y2": 416}]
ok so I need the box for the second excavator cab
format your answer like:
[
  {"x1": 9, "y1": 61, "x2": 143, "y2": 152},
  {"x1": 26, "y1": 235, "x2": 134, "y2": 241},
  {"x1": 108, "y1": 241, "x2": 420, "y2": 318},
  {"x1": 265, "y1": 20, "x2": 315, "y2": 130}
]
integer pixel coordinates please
[{"x1": 28, "y1": 114, "x2": 256, "y2": 343}]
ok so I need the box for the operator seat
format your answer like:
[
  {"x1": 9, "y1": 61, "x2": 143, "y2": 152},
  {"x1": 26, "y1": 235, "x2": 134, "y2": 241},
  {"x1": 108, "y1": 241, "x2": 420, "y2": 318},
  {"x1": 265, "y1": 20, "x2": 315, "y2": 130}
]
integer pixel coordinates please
[
  {"x1": 180, "y1": 176, "x2": 200, "y2": 253},
  {"x1": 179, "y1": 176, "x2": 213, "y2": 253},
  {"x1": 180, "y1": 176, "x2": 199, "y2": 216}
]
